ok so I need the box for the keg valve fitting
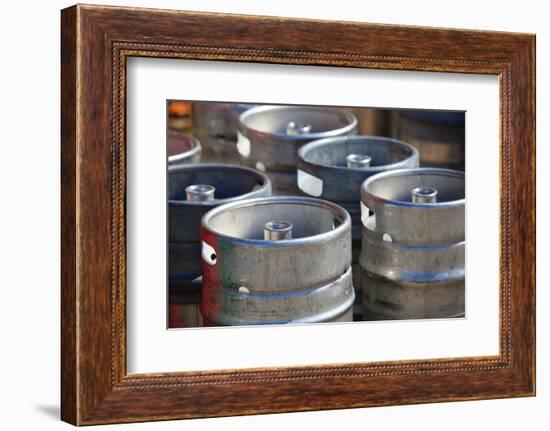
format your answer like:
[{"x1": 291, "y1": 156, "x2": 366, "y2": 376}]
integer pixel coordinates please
[
  {"x1": 264, "y1": 220, "x2": 293, "y2": 240},
  {"x1": 411, "y1": 186, "x2": 438, "y2": 203},
  {"x1": 286, "y1": 121, "x2": 312, "y2": 135},
  {"x1": 186, "y1": 184, "x2": 216, "y2": 201},
  {"x1": 346, "y1": 153, "x2": 372, "y2": 168}
]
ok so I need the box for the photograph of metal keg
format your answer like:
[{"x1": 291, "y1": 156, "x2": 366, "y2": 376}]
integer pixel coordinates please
[{"x1": 167, "y1": 101, "x2": 465, "y2": 328}]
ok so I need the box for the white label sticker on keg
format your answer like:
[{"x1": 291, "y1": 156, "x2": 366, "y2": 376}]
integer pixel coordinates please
[
  {"x1": 201, "y1": 241, "x2": 217, "y2": 265},
  {"x1": 361, "y1": 202, "x2": 376, "y2": 230},
  {"x1": 297, "y1": 169, "x2": 323, "y2": 197},
  {"x1": 236, "y1": 131, "x2": 251, "y2": 157}
]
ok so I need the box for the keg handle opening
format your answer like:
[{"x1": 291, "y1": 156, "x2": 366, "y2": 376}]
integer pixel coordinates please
[
  {"x1": 286, "y1": 121, "x2": 312, "y2": 135},
  {"x1": 201, "y1": 241, "x2": 218, "y2": 265},
  {"x1": 333, "y1": 216, "x2": 344, "y2": 229},
  {"x1": 382, "y1": 233, "x2": 393, "y2": 243},
  {"x1": 251, "y1": 181, "x2": 264, "y2": 192},
  {"x1": 361, "y1": 202, "x2": 377, "y2": 230}
]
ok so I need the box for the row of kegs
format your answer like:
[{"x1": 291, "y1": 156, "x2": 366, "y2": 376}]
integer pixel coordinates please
[{"x1": 168, "y1": 103, "x2": 465, "y2": 328}]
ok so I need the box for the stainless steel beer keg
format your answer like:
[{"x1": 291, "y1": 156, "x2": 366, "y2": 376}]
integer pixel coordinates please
[
  {"x1": 359, "y1": 168, "x2": 465, "y2": 320},
  {"x1": 168, "y1": 164, "x2": 272, "y2": 327},
  {"x1": 297, "y1": 136, "x2": 419, "y2": 319},
  {"x1": 238, "y1": 106, "x2": 358, "y2": 194},
  {"x1": 167, "y1": 130, "x2": 201, "y2": 166},
  {"x1": 192, "y1": 102, "x2": 255, "y2": 163},
  {"x1": 200, "y1": 196, "x2": 355, "y2": 326},
  {"x1": 391, "y1": 111, "x2": 465, "y2": 171}
]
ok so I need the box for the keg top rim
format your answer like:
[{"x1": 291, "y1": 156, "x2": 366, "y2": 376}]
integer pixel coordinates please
[
  {"x1": 298, "y1": 135, "x2": 419, "y2": 172},
  {"x1": 201, "y1": 196, "x2": 351, "y2": 246},
  {"x1": 167, "y1": 131, "x2": 202, "y2": 163},
  {"x1": 361, "y1": 168, "x2": 465, "y2": 208},
  {"x1": 168, "y1": 163, "x2": 271, "y2": 206},
  {"x1": 239, "y1": 105, "x2": 357, "y2": 140}
]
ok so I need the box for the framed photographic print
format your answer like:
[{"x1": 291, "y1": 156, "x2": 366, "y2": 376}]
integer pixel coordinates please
[{"x1": 61, "y1": 4, "x2": 536, "y2": 425}]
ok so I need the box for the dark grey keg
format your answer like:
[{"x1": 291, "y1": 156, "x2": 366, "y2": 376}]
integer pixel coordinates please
[
  {"x1": 360, "y1": 168, "x2": 465, "y2": 320},
  {"x1": 200, "y1": 196, "x2": 355, "y2": 326},
  {"x1": 168, "y1": 164, "x2": 271, "y2": 327}
]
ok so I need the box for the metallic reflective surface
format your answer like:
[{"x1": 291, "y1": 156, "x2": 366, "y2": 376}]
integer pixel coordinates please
[
  {"x1": 168, "y1": 164, "x2": 271, "y2": 327},
  {"x1": 411, "y1": 186, "x2": 438, "y2": 203},
  {"x1": 286, "y1": 121, "x2": 313, "y2": 135},
  {"x1": 167, "y1": 131, "x2": 201, "y2": 166},
  {"x1": 169, "y1": 164, "x2": 272, "y2": 282},
  {"x1": 185, "y1": 184, "x2": 216, "y2": 202},
  {"x1": 200, "y1": 197, "x2": 355, "y2": 325},
  {"x1": 239, "y1": 106, "x2": 358, "y2": 194},
  {"x1": 298, "y1": 136, "x2": 419, "y2": 318},
  {"x1": 346, "y1": 153, "x2": 372, "y2": 168},
  {"x1": 298, "y1": 136, "x2": 419, "y2": 203},
  {"x1": 264, "y1": 220, "x2": 293, "y2": 240},
  {"x1": 360, "y1": 168, "x2": 465, "y2": 320}
]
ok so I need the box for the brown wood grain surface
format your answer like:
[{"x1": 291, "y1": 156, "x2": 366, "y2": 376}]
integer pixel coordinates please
[{"x1": 61, "y1": 4, "x2": 536, "y2": 425}]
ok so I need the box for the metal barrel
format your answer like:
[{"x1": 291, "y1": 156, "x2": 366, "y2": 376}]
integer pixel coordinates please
[
  {"x1": 167, "y1": 131, "x2": 202, "y2": 166},
  {"x1": 168, "y1": 164, "x2": 272, "y2": 327},
  {"x1": 297, "y1": 136, "x2": 419, "y2": 319},
  {"x1": 391, "y1": 110, "x2": 465, "y2": 171},
  {"x1": 238, "y1": 106, "x2": 358, "y2": 195},
  {"x1": 200, "y1": 196, "x2": 355, "y2": 326},
  {"x1": 359, "y1": 168, "x2": 465, "y2": 320},
  {"x1": 192, "y1": 102, "x2": 255, "y2": 163}
]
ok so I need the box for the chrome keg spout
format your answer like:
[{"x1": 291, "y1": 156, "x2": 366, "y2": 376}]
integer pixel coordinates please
[
  {"x1": 264, "y1": 220, "x2": 293, "y2": 240},
  {"x1": 346, "y1": 153, "x2": 372, "y2": 168},
  {"x1": 411, "y1": 186, "x2": 438, "y2": 203},
  {"x1": 286, "y1": 121, "x2": 312, "y2": 135},
  {"x1": 186, "y1": 184, "x2": 216, "y2": 201}
]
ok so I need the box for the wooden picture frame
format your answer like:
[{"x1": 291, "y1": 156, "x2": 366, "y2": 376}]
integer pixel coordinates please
[{"x1": 61, "y1": 4, "x2": 536, "y2": 425}]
